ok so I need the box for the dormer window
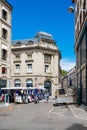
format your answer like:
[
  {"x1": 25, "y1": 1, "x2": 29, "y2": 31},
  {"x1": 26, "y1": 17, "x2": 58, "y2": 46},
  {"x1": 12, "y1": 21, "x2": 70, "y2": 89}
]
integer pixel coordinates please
[
  {"x1": 2, "y1": 9, "x2": 7, "y2": 20},
  {"x1": 28, "y1": 40, "x2": 33, "y2": 45},
  {"x1": 16, "y1": 41, "x2": 22, "y2": 45}
]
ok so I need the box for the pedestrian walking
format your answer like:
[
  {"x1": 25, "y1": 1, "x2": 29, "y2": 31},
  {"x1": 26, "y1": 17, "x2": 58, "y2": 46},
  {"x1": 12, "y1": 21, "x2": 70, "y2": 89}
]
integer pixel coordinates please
[
  {"x1": 34, "y1": 94, "x2": 39, "y2": 104},
  {"x1": 46, "y1": 92, "x2": 49, "y2": 102}
]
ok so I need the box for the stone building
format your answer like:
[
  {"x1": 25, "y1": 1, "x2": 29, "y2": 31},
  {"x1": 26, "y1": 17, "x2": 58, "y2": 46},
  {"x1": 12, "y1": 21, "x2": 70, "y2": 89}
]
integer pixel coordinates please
[
  {"x1": 72, "y1": 0, "x2": 87, "y2": 106},
  {"x1": 62, "y1": 66, "x2": 76, "y2": 89},
  {"x1": 11, "y1": 32, "x2": 61, "y2": 96},
  {"x1": 0, "y1": 0, "x2": 12, "y2": 88}
]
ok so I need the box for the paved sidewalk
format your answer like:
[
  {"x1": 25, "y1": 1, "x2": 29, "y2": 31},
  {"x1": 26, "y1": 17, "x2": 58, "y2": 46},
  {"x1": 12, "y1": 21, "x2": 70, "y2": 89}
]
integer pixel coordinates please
[
  {"x1": 68, "y1": 105, "x2": 87, "y2": 120},
  {"x1": 0, "y1": 103, "x2": 14, "y2": 109},
  {"x1": 0, "y1": 103, "x2": 6, "y2": 109}
]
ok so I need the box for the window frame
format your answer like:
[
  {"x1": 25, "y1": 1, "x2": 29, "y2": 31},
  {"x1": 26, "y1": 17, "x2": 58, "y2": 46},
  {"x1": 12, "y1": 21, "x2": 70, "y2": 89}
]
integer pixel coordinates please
[
  {"x1": 15, "y1": 64, "x2": 20, "y2": 74},
  {"x1": 2, "y1": 28, "x2": 8, "y2": 40},
  {"x1": 2, "y1": 49, "x2": 7, "y2": 61},
  {"x1": 27, "y1": 64, "x2": 32, "y2": 73},
  {"x1": 2, "y1": 66, "x2": 7, "y2": 74},
  {"x1": 2, "y1": 9, "x2": 7, "y2": 21},
  {"x1": 45, "y1": 65, "x2": 49, "y2": 73}
]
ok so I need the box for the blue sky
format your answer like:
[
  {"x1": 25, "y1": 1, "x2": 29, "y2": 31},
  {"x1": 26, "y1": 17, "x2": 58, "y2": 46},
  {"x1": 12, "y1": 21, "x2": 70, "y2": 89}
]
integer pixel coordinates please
[{"x1": 8, "y1": 0, "x2": 76, "y2": 71}]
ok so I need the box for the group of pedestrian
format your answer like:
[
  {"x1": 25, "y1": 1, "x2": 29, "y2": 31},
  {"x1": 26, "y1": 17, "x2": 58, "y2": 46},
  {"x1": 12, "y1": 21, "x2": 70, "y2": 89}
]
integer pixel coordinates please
[{"x1": 33, "y1": 91, "x2": 50, "y2": 103}]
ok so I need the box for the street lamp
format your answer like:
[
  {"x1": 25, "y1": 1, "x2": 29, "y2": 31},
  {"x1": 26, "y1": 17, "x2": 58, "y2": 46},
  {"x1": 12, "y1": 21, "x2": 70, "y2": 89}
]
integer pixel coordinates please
[
  {"x1": 68, "y1": 6, "x2": 87, "y2": 13},
  {"x1": 68, "y1": 6, "x2": 74, "y2": 13}
]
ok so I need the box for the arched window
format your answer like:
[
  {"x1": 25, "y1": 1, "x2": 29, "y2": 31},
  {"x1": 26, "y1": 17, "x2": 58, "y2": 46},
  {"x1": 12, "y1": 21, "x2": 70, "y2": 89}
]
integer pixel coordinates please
[
  {"x1": 26, "y1": 79, "x2": 33, "y2": 87},
  {"x1": 14, "y1": 79, "x2": 21, "y2": 87}
]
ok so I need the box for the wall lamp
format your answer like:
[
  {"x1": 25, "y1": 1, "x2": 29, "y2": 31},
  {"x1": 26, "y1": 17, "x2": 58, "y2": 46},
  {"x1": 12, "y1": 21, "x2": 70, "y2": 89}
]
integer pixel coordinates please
[{"x1": 68, "y1": 6, "x2": 87, "y2": 13}]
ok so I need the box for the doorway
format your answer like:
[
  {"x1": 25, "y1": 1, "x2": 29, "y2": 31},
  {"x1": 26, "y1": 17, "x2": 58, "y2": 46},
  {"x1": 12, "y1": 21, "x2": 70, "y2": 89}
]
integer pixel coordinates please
[{"x1": 44, "y1": 81, "x2": 52, "y2": 96}]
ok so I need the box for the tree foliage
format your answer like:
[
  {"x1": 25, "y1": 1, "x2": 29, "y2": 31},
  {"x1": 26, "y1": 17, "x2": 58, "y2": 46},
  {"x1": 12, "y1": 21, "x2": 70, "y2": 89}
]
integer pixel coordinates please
[{"x1": 61, "y1": 70, "x2": 67, "y2": 77}]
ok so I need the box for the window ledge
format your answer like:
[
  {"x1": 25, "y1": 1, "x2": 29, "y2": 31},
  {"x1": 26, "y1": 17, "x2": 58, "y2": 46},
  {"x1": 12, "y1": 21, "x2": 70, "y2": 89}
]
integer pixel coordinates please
[
  {"x1": 44, "y1": 61, "x2": 51, "y2": 64},
  {"x1": 15, "y1": 72, "x2": 20, "y2": 74},
  {"x1": 14, "y1": 60, "x2": 21, "y2": 63},
  {"x1": 25, "y1": 60, "x2": 33, "y2": 62},
  {"x1": 26, "y1": 72, "x2": 32, "y2": 74},
  {"x1": 2, "y1": 74, "x2": 7, "y2": 76},
  {"x1": 45, "y1": 72, "x2": 52, "y2": 74}
]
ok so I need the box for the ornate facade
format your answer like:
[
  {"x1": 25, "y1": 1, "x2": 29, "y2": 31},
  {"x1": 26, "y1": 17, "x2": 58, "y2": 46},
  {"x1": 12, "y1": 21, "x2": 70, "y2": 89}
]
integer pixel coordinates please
[
  {"x1": 0, "y1": 0, "x2": 12, "y2": 88},
  {"x1": 11, "y1": 32, "x2": 61, "y2": 96}
]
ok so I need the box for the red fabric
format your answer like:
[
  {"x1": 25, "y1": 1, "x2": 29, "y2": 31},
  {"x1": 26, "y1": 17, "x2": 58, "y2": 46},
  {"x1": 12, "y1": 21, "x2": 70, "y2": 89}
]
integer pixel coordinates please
[{"x1": 2, "y1": 67, "x2": 5, "y2": 73}]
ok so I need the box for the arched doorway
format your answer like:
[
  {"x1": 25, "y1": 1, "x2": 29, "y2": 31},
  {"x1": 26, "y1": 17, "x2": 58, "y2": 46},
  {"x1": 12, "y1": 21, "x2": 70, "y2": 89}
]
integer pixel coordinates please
[
  {"x1": 26, "y1": 79, "x2": 33, "y2": 87},
  {"x1": 44, "y1": 81, "x2": 52, "y2": 96}
]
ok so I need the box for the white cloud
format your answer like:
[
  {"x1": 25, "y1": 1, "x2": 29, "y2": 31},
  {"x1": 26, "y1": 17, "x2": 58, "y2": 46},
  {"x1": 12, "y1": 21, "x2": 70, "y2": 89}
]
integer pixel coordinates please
[{"x1": 60, "y1": 59, "x2": 76, "y2": 71}]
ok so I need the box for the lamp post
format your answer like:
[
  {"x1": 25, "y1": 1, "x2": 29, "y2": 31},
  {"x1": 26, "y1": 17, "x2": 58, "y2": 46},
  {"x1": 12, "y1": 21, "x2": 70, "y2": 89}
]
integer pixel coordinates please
[
  {"x1": 68, "y1": 6, "x2": 75, "y2": 13},
  {"x1": 68, "y1": 6, "x2": 87, "y2": 13}
]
